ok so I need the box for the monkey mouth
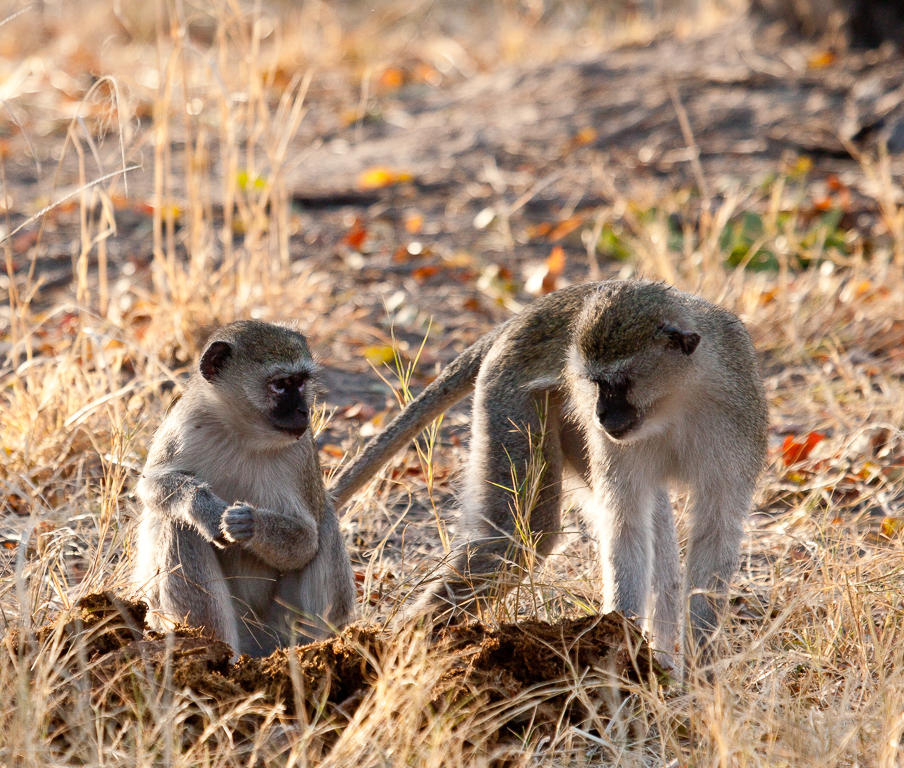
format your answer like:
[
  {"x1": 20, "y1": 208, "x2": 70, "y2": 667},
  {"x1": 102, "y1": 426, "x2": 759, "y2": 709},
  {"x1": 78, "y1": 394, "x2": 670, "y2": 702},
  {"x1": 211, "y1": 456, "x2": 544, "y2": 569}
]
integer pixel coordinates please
[
  {"x1": 271, "y1": 420, "x2": 309, "y2": 439},
  {"x1": 601, "y1": 425, "x2": 636, "y2": 442},
  {"x1": 595, "y1": 410, "x2": 639, "y2": 441},
  {"x1": 277, "y1": 425, "x2": 308, "y2": 439}
]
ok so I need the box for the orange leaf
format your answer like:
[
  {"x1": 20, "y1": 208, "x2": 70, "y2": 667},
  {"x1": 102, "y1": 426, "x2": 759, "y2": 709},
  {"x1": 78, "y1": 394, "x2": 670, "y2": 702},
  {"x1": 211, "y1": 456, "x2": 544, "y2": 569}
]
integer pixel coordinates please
[
  {"x1": 782, "y1": 432, "x2": 826, "y2": 466},
  {"x1": 548, "y1": 217, "x2": 583, "y2": 242},
  {"x1": 377, "y1": 67, "x2": 405, "y2": 92},
  {"x1": 343, "y1": 223, "x2": 368, "y2": 250},
  {"x1": 463, "y1": 297, "x2": 481, "y2": 311},
  {"x1": 412, "y1": 265, "x2": 440, "y2": 283},
  {"x1": 358, "y1": 167, "x2": 413, "y2": 190},
  {"x1": 527, "y1": 222, "x2": 552, "y2": 238},
  {"x1": 404, "y1": 212, "x2": 423, "y2": 233},
  {"x1": 808, "y1": 50, "x2": 836, "y2": 69},
  {"x1": 573, "y1": 127, "x2": 597, "y2": 146},
  {"x1": 546, "y1": 245, "x2": 566, "y2": 276},
  {"x1": 881, "y1": 517, "x2": 904, "y2": 538}
]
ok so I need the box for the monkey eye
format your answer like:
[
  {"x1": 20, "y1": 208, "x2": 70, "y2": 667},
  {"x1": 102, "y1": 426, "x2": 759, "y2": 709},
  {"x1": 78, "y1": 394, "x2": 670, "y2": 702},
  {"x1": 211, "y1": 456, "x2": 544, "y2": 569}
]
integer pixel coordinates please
[{"x1": 269, "y1": 381, "x2": 286, "y2": 395}]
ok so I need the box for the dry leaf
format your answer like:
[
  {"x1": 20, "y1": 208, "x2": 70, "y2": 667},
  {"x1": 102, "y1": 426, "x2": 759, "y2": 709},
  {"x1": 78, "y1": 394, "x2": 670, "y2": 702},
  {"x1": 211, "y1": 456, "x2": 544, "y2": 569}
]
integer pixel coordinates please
[
  {"x1": 358, "y1": 167, "x2": 413, "y2": 190},
  {"x1": 363, "y1": 345, "x2": 396, "y2": 366},
  {"x1": 548, "y1": 217, "x2": 583, "y2": 242},
  {"x1": 807, "y1": 50, "x2": 836, "y2": 69},
  {"x1": 343, "y1": 223, "x2": 368, "y2": 250},
  {"x1": 404, "y1": 212, "x2": 423, "y2": 233},
  {"x1": 411, "y1": 265, "x2": 441, "y2": 283},
  {"x1": 377, "y1": 67, "x2": 405, "y2": 92},
  {"x1": 782, "y1": 432, "x2": 826, "y2": 466}
]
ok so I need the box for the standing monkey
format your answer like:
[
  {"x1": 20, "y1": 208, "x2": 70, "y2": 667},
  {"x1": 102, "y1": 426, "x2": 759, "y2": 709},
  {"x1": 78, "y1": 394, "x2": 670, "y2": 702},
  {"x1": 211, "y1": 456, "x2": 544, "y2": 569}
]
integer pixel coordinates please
[
  {"x1": 133, "y1": 321, "x2": 355, "y2": 656},
  {"x1": 332, "y1": 281, "x2": 767, "y2": 665}
]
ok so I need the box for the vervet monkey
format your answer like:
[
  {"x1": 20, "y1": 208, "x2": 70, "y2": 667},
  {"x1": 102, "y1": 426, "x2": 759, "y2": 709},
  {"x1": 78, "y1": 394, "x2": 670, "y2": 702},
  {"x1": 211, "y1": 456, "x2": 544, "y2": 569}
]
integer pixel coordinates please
[
  {"x1": 133, "y1": 321, "x2": 356, "y2": 656},
  {"x1": 332, "y1": 281, "x2": 767, "y2": 664}
]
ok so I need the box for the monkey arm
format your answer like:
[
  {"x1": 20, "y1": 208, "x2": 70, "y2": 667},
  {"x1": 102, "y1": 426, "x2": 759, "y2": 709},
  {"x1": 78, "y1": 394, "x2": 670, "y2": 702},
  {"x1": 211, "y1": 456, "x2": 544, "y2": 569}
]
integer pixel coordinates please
[
  {"x1": 222, "y1": 504, "x2": 319, "y2": 572},
  {"x1": 136, "y1": 471, "x2": 229, "y2": 546}
]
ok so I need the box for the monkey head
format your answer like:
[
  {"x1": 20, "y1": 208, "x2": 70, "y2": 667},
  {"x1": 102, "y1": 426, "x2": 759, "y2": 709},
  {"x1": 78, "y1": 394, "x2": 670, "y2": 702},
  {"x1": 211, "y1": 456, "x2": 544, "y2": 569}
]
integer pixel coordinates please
[
  {"x1": 569, "y1": 282, "x2": 701, "y2": 444},
  {"x1": 198, "y1": 321, "x2": 320, "y2": 446}
]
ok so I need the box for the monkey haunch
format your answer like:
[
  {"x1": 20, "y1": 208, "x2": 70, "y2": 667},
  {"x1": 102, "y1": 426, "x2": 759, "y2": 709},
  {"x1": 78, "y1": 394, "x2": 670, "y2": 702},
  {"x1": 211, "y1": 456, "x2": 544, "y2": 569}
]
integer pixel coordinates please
[
  {"x1": 133, "y1": 321, "x2": 356, "y2": 656},
  {"x1": 332, "y1": 281, "x2": 767, "y2": 667}
]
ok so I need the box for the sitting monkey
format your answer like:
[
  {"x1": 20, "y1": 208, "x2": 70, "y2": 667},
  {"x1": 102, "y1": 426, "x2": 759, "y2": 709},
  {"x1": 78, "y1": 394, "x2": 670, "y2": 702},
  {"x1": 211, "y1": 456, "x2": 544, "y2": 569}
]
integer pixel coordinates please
[{"x1": 133, "y1": 321, "x2": 355, "y2": 656}]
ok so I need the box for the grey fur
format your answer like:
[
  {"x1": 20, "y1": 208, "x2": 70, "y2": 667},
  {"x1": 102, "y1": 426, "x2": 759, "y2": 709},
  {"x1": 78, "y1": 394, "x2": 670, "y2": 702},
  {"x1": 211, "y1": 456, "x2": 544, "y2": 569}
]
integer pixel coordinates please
[
  {"x1": 133, "y1": 321, "x2": 356, "y2": 656},
  {"x1": 331, "y1": 280, "x2": 767, "y2": 668}
]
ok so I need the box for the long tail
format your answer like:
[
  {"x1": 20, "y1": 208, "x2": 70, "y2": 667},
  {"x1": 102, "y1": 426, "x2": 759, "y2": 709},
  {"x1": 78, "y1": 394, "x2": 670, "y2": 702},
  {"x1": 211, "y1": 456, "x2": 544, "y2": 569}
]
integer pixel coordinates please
[{"x1": 331, "y1": 327, "x2": 501, "y2": 507}]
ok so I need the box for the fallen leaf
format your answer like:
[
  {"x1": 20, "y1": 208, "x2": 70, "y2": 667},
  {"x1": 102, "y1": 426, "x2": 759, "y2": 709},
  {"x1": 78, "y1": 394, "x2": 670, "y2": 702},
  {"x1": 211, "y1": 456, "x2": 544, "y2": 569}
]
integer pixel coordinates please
[
  {"x1": 463, "y1": 297, "x2": 482, "y2": 312},
  {"x1": 363, "y1": 345, "x2": 396, "y2": 366},
  {"x1": 237, "y1": 170, "x2": 267, "y2": 191},
  {"x1": 546, "y1": 245, "x2": 566, "y2": 277},
  {"x1": 343, "y1": 223, "x2": 368, "y2": 250},
  {"x1": 411, "y1": 265, "x2": 440, "y2": 283},
  {"x1": 548, "y1": 217, "x2": 583, "y2": 242},
  {"x1": 377, "y1": 67, "x2": 405, "y2": 92},
  {"x1": 807, "y1": 50, "x2": 836, "y2": 69},
  {"x1": 573, "y1": 127, "x2": 597, "y2": 146},
  {"x1": 527, "y1": 222, "x2": 552, "y2": 238},
  {"x1": 404, "y1": 212, "x2": 423, "y2": 233},
  {"x1": 358, "y1": 166, "x2": 413, "y2": 190},
  {"x1": 782, "y1": 432, "x2": 826, "y2": 466},
  {"x1": 857, "y1": 462, "x2": 881, "y2": 481}
]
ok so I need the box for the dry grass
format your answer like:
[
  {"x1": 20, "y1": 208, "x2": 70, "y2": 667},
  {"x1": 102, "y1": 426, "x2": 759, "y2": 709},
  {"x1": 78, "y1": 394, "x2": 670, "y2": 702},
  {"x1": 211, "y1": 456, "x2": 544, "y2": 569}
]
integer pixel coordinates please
[{"x1": 1, "y1": 0, "x2": 904, "y2": 765}]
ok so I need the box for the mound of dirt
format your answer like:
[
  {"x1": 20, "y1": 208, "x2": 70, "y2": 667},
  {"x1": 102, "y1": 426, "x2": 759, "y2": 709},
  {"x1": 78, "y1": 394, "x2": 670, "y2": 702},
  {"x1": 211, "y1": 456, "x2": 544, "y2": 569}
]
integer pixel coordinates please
[{"x1": 9, "y1": 593, "x2": 665, "y2": 739}]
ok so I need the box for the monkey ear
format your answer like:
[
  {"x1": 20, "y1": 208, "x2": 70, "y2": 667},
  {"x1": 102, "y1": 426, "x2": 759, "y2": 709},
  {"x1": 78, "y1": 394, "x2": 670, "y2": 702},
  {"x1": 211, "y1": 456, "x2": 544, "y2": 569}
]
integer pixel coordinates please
[
  {"x1": 661, "y1": 325, "x2": 701, "y2": 356},
  {"x1": 200, "y1": 341, "x2": 232, "y2": 381}
]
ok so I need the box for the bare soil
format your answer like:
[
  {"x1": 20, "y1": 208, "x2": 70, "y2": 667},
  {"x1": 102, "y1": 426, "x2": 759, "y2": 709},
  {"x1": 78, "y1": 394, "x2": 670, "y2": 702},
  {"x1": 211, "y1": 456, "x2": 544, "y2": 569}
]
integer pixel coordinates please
[{"x1": 9, "y1": 593, "x2": 663, "y2": 748}]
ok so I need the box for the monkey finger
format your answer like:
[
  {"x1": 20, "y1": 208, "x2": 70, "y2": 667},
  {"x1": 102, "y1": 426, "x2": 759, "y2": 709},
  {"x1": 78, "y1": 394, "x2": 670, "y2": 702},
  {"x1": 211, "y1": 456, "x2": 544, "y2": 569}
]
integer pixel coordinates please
[
  {"x1": 222, "y1": 524, "x2": 254, "y2": 542},
  {"x1": 221, "y1": 508, "x2": 255, "y2": 542},
  {"x1": 224, "y1": 503, "x2": 256, "y2": 517}
]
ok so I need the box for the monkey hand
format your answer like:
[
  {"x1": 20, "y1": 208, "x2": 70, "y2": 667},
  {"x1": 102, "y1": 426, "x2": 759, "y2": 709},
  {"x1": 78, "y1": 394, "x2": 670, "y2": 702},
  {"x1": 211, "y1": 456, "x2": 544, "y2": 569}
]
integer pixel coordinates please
[{"x1": 221, "y1": 504, "x2": 256, "y2": 544}]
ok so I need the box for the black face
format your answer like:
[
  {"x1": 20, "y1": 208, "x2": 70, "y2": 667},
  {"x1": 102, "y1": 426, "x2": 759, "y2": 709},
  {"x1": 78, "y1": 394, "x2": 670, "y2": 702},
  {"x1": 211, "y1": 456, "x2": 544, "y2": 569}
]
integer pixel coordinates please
[
  {"x1": 595, "y1": 378, "x2": 639, "y2": 440},
  {"x1": 267, "y1": 372, "x2": 310, "y2": 438}
]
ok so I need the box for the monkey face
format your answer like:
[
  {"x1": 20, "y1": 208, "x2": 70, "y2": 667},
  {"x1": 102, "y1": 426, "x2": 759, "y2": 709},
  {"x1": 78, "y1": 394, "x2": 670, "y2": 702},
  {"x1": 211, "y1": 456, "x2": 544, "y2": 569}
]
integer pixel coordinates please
[
  {"x1": 266, "y1": 372, "x2": 311, "y2": 438},
  {"x1": 594, "y1": 378, "x2": 640, "y2": 440},
  {"x1": 197, "y1": 323, "x2": 321, "y2": 446}
]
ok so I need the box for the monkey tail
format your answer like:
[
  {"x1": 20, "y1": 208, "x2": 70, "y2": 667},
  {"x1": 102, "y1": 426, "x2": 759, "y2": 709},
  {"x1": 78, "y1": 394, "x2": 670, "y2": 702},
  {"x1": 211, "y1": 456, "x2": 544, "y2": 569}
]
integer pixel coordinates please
[{"x1": 330, "y1": 327, "x2": 502, "y2": 507}]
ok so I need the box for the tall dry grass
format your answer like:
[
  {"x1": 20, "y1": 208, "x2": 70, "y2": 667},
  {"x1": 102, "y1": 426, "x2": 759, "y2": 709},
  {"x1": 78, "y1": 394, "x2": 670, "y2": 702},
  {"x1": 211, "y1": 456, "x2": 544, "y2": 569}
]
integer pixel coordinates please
[{"x1": 0, "y1": 0, "x2": 904, "y2": 765}]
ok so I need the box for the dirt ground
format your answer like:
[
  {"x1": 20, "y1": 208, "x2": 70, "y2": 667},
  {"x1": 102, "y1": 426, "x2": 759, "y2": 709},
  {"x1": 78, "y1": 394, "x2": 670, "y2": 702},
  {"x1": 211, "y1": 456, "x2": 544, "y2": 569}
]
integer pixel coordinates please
[{"x1": 8, "y1": 592, "x2": 662, "y2": 750}]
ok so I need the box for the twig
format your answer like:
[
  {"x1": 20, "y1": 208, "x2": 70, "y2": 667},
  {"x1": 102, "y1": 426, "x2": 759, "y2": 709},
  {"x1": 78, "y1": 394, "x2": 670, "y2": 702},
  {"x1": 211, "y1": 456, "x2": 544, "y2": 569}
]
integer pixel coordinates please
[
  {"x1": 667, "y1": 80, "x2": 711, "y2": 205},
  {"x1": 0, "y1": 165, "x2": 140, "y2": 245}
]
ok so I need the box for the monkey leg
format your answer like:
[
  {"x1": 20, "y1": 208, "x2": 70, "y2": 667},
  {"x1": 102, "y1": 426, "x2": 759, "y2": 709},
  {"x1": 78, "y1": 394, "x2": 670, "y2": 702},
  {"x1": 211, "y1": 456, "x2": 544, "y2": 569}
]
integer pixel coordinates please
[
  {"x1": 649, "y1": 489, "x2": 680, "y2": 665},
  {"x1": 420, "y1": 388, "x2": 565, "y2": 620},
  {"x1": 148, "y1": 525, "x2": 242, "y2": 651},
  {"x1": 586, "y1": 473, "x2": 655, "y2": 628},
  {"x1": 264, "y1": 510, "x2": 357, "y2": 649},
  {"x1": 683, "y1": 483, "x2": 750, "y2": 664}
]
